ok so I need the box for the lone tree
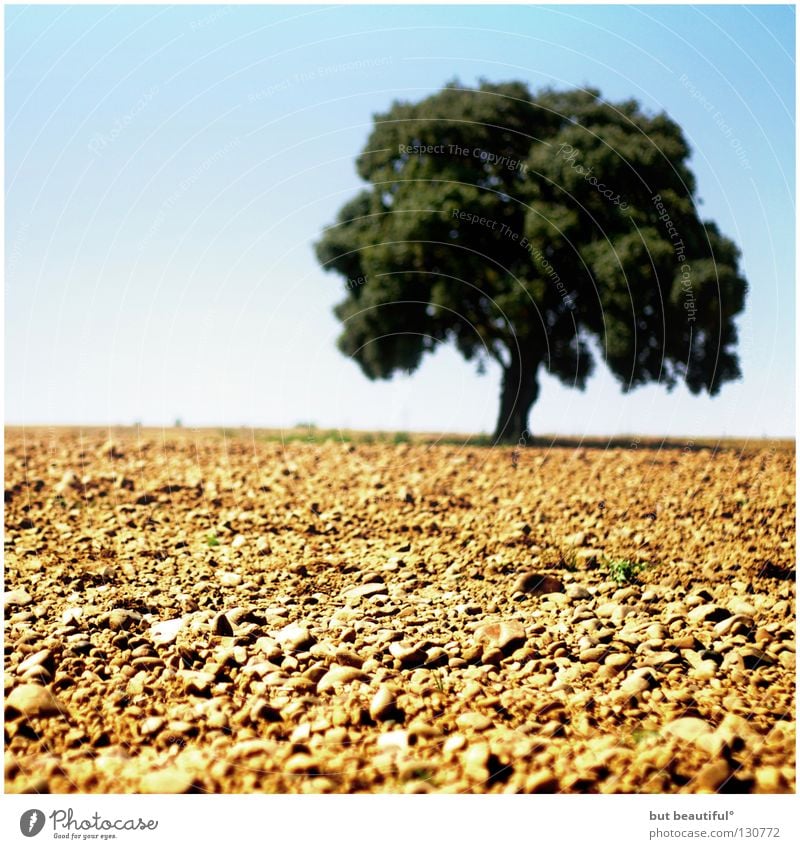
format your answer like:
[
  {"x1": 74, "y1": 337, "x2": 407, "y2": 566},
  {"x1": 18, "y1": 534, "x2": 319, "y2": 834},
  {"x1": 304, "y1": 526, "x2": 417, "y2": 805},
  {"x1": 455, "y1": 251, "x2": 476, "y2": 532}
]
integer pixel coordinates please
[{"x1": 315, "y1": 81, "x2": 747, "y2": 442}]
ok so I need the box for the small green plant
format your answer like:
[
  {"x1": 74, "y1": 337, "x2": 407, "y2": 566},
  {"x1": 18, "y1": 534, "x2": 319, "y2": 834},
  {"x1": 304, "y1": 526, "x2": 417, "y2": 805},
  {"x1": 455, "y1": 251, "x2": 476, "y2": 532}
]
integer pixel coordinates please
[
  {"x1": 206, "y1": 533, "x2": 220, "y2": 547},
  {"x1": 554, "y1": 544, "x2": 579, "y2": 572},
  {"x1": 392, "y1": 431, "x2": 411, "y2": 445},
  {"x1": 430, "y1": 668, "x2": 445, "y2": 693},
  {"x1": 632, "y1": 728, "x2": 660, "y2": 746},
  {"x1": 606, "y1": 558, "x2": 648, "y2": 585}
]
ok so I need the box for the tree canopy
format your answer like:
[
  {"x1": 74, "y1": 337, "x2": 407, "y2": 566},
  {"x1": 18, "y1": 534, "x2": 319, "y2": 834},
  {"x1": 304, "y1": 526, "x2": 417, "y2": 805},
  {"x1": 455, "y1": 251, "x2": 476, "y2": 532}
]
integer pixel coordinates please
[{"x1": 315, "y1": 81, "x2": 747, "y2": 442}]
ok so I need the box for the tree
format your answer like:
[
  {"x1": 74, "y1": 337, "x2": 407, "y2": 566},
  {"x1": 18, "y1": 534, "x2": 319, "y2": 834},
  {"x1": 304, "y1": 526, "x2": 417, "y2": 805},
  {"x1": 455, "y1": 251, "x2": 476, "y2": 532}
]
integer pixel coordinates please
[{"x1": 315, "y1": 81, "x2": 747, "y2": 442}]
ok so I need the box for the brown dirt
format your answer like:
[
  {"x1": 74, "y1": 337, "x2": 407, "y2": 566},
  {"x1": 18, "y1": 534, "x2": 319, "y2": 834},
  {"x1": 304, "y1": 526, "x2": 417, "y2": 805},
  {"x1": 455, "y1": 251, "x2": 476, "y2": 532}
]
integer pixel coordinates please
[{"x1": 3, "y1": 426, "x2": 795, "y2": 793}]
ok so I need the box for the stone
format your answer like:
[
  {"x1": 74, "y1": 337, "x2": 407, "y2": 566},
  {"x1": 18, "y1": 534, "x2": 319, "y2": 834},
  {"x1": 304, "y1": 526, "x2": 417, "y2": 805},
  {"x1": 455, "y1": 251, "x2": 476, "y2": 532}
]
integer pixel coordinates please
[
  {"x1": 178, "y1": 671, "x2": 215, "y2": 697},
  {"x1": 6, "y1": 684, "x2": 64, "y2": 718},
  {"x1": 248, "y1": 700, "x2": 282, "y2": 723},
  {"x1": 342, "y1": 583, "x2": 387, "y2": 599},
  {"x1": 455, "y1": 712, "x2": 493, "y2": 732},
  {"x1": 564, "y1": 531, "x2": 588, "y2": 547},
  {"x1": 316, "y1": 665, "x2": 367, "y2": 693},
  {"x1": 739, "y1": 648, "x2": 777, "y2": 670},
  {"x1": 755, "y1": 766, "x2": 784, "y2": 793},
  {"x1": 443, "y1": 733, "x2": 467, "y2": 754},
  {"x1": 566, "y1": 585, "x2": 592, "y2": 601},
  {"x1": 580, "y1": 647, "x2": 607, "y2": 663},
  {"x1": 61, "y1": 607, "x2": 83, "y2": 626},
  {"x1": 150, "y1": 618, "x2": 184, "y2": 646},
  {"x1": 217, "y1": 571, "x2": 242, "y2": 587},
  {"x1": 4, "y1": 588, "x2": 32, "y2": 609},
  {"x1": 18, "y1": 649, "x2": 53, "y2": 675},
  {"x1": 212, "y1": 612, "x2": 234, "y2": 637},
  {"x1": 377, "y1": 730, "x2": 410, "y2": 750},
  {"x1": 370, "y1": 685, "x2": 399, "y2": 721},
  {"x1": 277, "y1": 623, "x2": 314, "y2": 653},
  {"x1": 714, "y1": 614, "x2": 754, "y2": 636},
  {"x1": 18, "y1": 664, "x2": 50, "y2": 684},
  {"x1": 663, "y1": 717, "x2": 716, "y2": 754},
  {"x1": 140, "y1": 717, "x2": 166, "y2": 737},
  {"x1": 525, "y1": 768, "x2": 559, "y2": 793},
  {"x1": 389, "y1": 642, "x2": 426, "y2": 668},
  {"x1": 108, "y1": 609, "x2": 141, "y2": 631},
  {"x1": 334, "y1": 649, "x2": 365, "y2": 668},
  {"x1": 618, "y1": 667, "x2": 658, "y2": 697},
  {"x1": 140, "y1": 768, "x2": 195, "y2": 794},
  {"x1": 604, "y1": 652, "x2": 632, "y2": 669},
  {"x1": 687, "y1": 604, "x2": 731, "y2": 624},
  {"x1": 473, "y1": 620, "x2": 526, "y2": 653},
  {"x1": 512, "y1": 573, "x2": 565, "y2": 596},
  {"x1": 695, "y1": 760, "x2": 730, "y2": 791},
  {"x1": 645, "y1": 651, "x2": 682, "y2": 669},
  {"x1": 463, "y1": 742, "x2": 490, "y2": 781}
]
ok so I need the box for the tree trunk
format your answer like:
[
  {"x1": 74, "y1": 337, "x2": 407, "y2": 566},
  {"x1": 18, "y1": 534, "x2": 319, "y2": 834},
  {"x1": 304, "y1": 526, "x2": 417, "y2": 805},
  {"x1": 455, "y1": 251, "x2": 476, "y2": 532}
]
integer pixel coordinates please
[{"x1": 492, "y1": 350, "x2": 540, "y2": 444}]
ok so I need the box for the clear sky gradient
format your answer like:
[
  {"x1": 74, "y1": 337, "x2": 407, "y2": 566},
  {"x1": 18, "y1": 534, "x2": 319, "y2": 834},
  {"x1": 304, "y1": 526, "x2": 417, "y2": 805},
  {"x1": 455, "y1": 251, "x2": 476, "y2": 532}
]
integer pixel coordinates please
[{"x1": 5, "y1": 4, "x2": 795, "y2": 437}]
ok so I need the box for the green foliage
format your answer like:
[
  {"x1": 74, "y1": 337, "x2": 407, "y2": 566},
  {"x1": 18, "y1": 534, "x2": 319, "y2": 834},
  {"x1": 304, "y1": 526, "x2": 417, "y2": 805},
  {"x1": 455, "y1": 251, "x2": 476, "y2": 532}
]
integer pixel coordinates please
[
  {"x1": 315, "y1": 81, "x2": 747, "y2": 441},
  {"x1": 206, "y1": 533, "x2": 221, "y2": 547},
  {"x1": 632, "y1": 728, "x2": 661, "y2": 746},
  {"x1": 606, "y1": 558, "x2": 648, "y2": 585}
]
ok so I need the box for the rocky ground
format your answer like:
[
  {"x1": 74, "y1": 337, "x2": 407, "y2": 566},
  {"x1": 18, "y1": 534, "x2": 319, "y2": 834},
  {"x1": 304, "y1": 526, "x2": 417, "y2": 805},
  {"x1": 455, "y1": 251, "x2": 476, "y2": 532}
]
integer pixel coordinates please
[{"x1": 4, "y1": 427, "x2": 795, "y2": 793}]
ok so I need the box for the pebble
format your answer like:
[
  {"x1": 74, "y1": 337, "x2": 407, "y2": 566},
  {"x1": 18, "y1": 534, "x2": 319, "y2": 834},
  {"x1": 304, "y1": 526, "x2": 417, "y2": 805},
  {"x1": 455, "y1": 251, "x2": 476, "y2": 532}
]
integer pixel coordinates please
[
  {"x1": 61, "y1": 607, "x2": 83, "y2": 626},
  {"x1": 389, "y1": 642, "x2": 426, "y2": 668},
  {"x1": 4, "y1": 588, "x2": 32, "y2": 609},
  {"x1": 618, "y1": 668, "x2": 658, "y2": 697},
  {"x1": 140, "y1": 768, "x2": 195, "y2": 794},
  {"x1": 377, "y1": 730, "x2": 410, "y2": 750},
  {"x1": 463, "y1": 742, "x2": 490, "y2": 781},
  {"x1": 714, "y1": 614, "x2": 754, "y2": 636},
  {"x1": 663, "y1": 717, "x2": 716, "y2": 753},
  {"x1": 695, "y1": 760, "x2": 730, "y2": 791},
  {"x1": 131, "y1": 656, "x2": 164, "y2": 670},
  {"x1": 277, "y1": 623, "x2": 314, "y2": 652},
  {"x1": 755, "y1": 766, "x2": 784, "y2": 793},
  {"x1": 580, "y1": 647, "x2": 607, "y2": 663},
  {"x1": 316, "y1": 665, "x2": 367, "y2": 693},
  {"x1": 525, "y1": 768, "x2": 559, "y2": 793},
  {"x1": 443, "y1": 733, "x2": 467, "y2": 754},
  {"x1": 370, "y1": 685, "x2": 399, "y2": 721},
  {"x1": 107, "y1": 609, "x2": 141, "y2": 631},
  {"x1": 140, "y1": 717, "x2": 166, "y2": 737},
  {"x1": 212, "y1": 612, "x2": 234, "y2": 637},
  {"x1": 645, "y1": 651, "x2": 681, "y2": 668},
  {"x1": 342, "y1": 583, "x2": 387, "y2": 599},
  {"x1": 150, "y1": 618, "x2": 184, "y2": 646},
  {"x1": 18, "y1": 649, "x2": 52, "y2": 675},
  {"x1": 334, "y1": 649, "x2": 365, "y2": 668},
  {"x1": 512, "y1": 573, "x2": 565, "y2": 595},
  {"x1": 604, "y1": 652, "x2": 632, "y2": 669},
  {"x1": 687, "y1": 604, "x2": 731, "y2": 624},
  {"x1": 473, "y1": 620, "x2": 526, "y2": 653},
  {"x1": 7, "y1": 684, "x2": 65, "y2": 718},
  {"x1": 456, "y1": 712, "x2": 493, "y2": 732},
  {"x1": 217, "y1": 571, "x2": 242, "y2": 587}
]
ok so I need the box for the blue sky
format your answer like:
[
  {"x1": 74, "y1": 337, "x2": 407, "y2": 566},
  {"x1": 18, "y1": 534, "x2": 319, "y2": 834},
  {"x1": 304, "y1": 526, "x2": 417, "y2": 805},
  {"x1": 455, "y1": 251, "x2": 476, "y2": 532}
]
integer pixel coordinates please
[{"x1": 5, "y1": 4, "x2": 795, "y2": 437}]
